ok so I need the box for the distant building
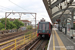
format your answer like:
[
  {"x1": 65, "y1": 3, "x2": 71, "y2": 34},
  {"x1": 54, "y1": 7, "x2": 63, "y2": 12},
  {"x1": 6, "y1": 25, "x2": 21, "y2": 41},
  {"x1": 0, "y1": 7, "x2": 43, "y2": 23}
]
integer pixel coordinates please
[
  {"x1": 9, "y1": 18, "x2": 31, "y2": 27},
  {"x1": 21, "y1": 20, "x2": 31, "y2": 26}
]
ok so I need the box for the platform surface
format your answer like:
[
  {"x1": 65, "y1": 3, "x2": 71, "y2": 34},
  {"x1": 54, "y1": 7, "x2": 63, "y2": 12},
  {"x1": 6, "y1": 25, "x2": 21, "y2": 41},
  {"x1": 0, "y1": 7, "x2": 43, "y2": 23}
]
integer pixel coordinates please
[{"x1": 47, "y1": 28, "x2": 75, "y2": 50}]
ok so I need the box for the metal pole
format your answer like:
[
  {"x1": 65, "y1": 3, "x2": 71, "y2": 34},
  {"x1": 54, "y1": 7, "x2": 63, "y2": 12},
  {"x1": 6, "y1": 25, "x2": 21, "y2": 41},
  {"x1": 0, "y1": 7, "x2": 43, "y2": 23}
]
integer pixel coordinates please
[
  {"x1": 71, "y1": 11, "x2": 74, "y2": 28},
  {"x1": 65, "y1": 19, "x2": 67, "y2": 35},
  {"x1": 5, "y1": 13, "x2": 7, "y2": 30},
  {"x1": 71, "y1": 10, "x2": 74, "y2": 39},
  {"x1": 5, "y1": 12, "x2": 11, "y2": 30},
  {"x1": 19, "y1": 13, "x2": 22, "y2": 20},
  {"x1": 58, "y1": 21, "x2": 60, "y2": 31},
  {"x1": 35, "y1": 13, "x2": 36, "y2": 31}
]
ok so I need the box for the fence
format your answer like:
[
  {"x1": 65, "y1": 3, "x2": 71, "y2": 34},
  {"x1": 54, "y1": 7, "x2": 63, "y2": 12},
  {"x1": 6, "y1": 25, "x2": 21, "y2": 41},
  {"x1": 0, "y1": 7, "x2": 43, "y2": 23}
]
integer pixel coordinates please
[{"x1": 0, "y1": 32, "x2": 37, "y2": 50}]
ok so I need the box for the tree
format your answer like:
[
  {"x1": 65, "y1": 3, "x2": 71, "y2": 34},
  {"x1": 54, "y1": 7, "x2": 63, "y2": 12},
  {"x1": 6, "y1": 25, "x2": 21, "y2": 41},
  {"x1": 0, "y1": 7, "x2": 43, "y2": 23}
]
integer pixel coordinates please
[
  {"x1": 6, "y1": 21, "x2": 17, "y2": 29},
  {"x1": 13, "y1": 19, "x2": 24, "y2": 29},
  {"x1": 0, "y1": 18, "x2": 17, "y2": 30},
  {"x1": 0, "y1": 22, "x2": 4, "y2": 30},
  {"x1": 0, "y1": 18, "x2": 5, "y2": 25},
  {"x1": 0, "y1": 18, "x2": 24, "y2": 30},
  {"x1": 27, "y1": 25, "x2": 32, "y2": 29}
]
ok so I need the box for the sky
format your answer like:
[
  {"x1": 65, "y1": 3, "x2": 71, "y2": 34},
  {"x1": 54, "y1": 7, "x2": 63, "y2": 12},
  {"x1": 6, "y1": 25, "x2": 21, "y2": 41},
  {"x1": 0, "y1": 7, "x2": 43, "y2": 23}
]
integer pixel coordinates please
[{"x1": 0, "y1": 0, "x2": 52, "y2": 24}]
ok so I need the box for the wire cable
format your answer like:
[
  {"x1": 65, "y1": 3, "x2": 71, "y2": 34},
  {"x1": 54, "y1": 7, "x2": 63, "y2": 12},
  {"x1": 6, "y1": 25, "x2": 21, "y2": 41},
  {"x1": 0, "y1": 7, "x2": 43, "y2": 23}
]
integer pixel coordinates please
[
  {"x1": 9, "y1": 0, "x2": 28, "y2": 11},
  {"x1": 9, "y1": 0, "x2": 36, "y2": 18},
  {"x1": 0, "y1": 5, "x2": 11, "y2": 10}
]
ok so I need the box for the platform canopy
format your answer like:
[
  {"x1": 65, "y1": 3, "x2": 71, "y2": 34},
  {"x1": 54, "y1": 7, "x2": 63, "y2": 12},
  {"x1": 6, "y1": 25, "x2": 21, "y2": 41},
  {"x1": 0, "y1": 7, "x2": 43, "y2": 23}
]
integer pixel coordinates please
[{"x1": 43, "y1": 0, "x2": 75, "y2": 23}]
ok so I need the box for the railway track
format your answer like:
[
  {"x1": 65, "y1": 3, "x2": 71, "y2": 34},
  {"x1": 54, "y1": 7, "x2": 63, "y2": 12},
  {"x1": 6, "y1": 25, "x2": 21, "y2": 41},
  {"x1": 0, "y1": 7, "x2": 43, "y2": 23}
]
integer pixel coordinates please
[
  {"x1": 0, "y1": 29, "x2": 36, "y2": 50},
  {"x1": 0, "y1": 29, "x2": 35, "y2": 43},
  {"x1": 28, "y1": 37, "x2": 49, "y2": 50}
]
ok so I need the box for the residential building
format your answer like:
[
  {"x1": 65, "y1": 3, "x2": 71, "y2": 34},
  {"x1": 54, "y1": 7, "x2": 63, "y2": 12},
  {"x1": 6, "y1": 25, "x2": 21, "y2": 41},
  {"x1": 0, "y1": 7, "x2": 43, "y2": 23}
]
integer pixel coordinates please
[{"x1": 9, "y1": 18, "x2": 31, "y2": 27}]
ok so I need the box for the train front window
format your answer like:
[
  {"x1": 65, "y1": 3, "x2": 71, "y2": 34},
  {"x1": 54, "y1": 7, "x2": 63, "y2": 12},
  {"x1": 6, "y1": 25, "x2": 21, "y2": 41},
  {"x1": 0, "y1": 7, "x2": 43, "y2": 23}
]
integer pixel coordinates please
[
  {"x1": 39, "y1": 23, "x2": 49, "y2": 30},
  {"x1": 39, "y1": 24, "x2": 42, "y2": 30},
  {"x1": 43, "y1": 24, "x2": 45, "y2": 30},
  {"x1": 46, "y1": 23, "x2": 49, "y2": 30}
]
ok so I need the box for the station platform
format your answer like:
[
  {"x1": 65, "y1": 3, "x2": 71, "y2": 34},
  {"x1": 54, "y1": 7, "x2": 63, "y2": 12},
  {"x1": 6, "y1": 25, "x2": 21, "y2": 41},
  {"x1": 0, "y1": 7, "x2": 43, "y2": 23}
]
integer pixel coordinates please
[{"x1": 47, "y1": 28, "x2": 75, "y2": 50}]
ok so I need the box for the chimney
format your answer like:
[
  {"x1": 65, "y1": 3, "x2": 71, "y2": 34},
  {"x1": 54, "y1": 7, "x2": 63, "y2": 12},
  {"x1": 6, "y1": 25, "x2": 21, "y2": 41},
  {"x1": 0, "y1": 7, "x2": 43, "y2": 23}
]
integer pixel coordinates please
[
  {"x1": 19, "y1": 18, "x2": 20, "y2": 21},
  {"x1": 10, "y1": 18, "x2": 11, "y2": 19},
  {"x1": 14, "y1": 18, "x2": 15, "y2": 20},
  {"x1": 14, "y1": 18, "x2": 15, "y2": 21},
  {"x1": 10, "y1": 18, "x2": 11, "y2": 21}
]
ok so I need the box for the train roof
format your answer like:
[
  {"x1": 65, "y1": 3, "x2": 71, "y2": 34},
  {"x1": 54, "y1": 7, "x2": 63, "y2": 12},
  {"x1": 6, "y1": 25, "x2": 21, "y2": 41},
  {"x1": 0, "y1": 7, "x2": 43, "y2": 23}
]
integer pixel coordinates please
[
  {"x1": 38, "y1": 22, "x2": 52, "y2": 25},
  {"x1": 39, "y1": 22, "x2": 50, "y2": 23}
]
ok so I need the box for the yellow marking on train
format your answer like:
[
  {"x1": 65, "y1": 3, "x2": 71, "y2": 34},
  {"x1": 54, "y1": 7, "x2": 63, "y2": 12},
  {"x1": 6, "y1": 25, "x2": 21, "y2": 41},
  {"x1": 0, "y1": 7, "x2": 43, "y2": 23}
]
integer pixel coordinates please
[
  {"x1": 55, "y1": 30, "x2": 66, "y2": 50},
  {"x1": 53, "y1": 30, "x2": 55, "y2": 50}
]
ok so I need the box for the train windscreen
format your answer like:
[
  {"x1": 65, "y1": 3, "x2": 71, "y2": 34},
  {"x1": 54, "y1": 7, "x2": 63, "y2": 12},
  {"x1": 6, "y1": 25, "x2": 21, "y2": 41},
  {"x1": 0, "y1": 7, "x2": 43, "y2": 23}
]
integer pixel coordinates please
[{"x1": 39, "y1": 22, "x2": 49, "y2": 30}]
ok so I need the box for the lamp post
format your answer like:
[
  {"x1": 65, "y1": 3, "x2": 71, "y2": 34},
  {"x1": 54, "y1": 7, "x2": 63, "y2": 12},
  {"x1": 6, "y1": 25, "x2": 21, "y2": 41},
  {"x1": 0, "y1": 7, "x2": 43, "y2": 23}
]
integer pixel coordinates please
[{"x1": 35, "y1": 13, "x2": 36, "y2": 31}]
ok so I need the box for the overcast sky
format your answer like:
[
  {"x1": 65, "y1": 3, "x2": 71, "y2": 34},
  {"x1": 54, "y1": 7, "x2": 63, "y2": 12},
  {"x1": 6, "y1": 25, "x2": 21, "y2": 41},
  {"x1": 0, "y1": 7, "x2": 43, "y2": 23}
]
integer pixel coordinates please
[
  {"x1": 0, "y1": 0, "x2": 75, "y2": 24},
  {"x1": 0, "y1": 0, "x2": 52, "y2": 24}
]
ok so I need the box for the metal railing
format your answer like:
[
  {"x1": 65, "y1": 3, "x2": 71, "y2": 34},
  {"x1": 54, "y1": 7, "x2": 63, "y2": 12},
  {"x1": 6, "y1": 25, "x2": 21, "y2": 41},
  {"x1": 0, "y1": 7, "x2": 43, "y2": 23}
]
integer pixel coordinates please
[{"x1": 0, "y1": 32, "x2": 37, "y2": 50}]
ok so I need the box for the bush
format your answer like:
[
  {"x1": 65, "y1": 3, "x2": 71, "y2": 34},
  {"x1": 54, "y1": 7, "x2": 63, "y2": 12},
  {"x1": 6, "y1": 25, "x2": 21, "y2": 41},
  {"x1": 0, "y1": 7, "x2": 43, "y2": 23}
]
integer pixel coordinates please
[
  {"x1": 1, "y1": 28, "x2": 5, "y2": 31},
  {"x1": 0, "y1": 18, "x2": 24, "y2": 30},
  {"x1": 25, "y1": 31, "x2": 33, "y2": 35},
  {"x1": 27, "y1": 25, "x2": 32, "y2": 30},
  {"x1": 13, "y1": 19, "x2": 24, "y2": 29},
  {"x1": 0, "y1": 22, "x2": 5, "y2": 30}
]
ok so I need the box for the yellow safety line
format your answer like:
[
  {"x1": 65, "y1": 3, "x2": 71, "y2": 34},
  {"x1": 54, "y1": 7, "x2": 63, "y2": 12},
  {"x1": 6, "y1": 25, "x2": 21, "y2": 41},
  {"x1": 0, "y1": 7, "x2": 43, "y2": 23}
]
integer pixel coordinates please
[
  {"x1": 53, "y1": 30, "x2": 55, "y2": 50},
  {"x1": 55, "y1": 30, "x2": 66, "y2": 50}
]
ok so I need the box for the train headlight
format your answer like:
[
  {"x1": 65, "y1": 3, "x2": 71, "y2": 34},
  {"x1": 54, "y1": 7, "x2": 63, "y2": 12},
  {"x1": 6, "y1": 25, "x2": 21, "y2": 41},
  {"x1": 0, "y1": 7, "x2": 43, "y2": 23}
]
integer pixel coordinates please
[{"x1": 47, "y1": 30, "x2": 49, "y2": 33}]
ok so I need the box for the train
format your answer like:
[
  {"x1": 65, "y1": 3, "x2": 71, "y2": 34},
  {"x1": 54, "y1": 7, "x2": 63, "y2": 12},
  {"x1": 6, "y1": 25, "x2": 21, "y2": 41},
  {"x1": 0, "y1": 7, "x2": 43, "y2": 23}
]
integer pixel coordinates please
[{"x1": 37, "y1": 18, "x2": 52, "y2": 38}]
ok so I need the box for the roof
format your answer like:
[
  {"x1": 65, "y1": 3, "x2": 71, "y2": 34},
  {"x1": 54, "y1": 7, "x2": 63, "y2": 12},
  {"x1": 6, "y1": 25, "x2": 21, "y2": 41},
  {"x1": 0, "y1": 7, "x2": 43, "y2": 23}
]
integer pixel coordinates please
[
  {"x1": 10, "y1": 19, "x2": 15, "y2": 21},
  {"x1": 21, "y1": 20, "x2": 30, "y2": 22},
  {"x1": 9, "y1": 18, "x2": 30, "y2": 22},
  {"x1": 43, "y1": 0, "x2": 74, "y2": 23}
]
